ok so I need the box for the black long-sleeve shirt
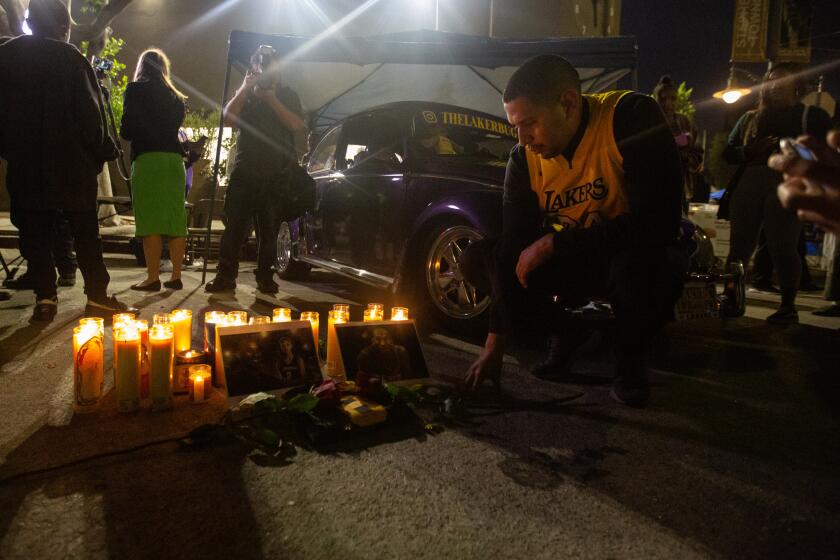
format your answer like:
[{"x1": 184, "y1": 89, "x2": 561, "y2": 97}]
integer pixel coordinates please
[
  {"x1": 120, "y1": 80, "x2": 186, "y2": 161},
  {"x1": 490, "y1": 92, "x2": 684, "y2": 333}
]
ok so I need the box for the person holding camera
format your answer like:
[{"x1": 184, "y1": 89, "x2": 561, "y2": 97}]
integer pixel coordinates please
[
  {"x1": 120, "y1": 48, "x2": 188, "y2": 291},
  {"x1": 206, "y1": 45, "x2": 305, "y2": 295},
  {"x1": 0, "y1": 0, "x2": 135, "y2": 321}
]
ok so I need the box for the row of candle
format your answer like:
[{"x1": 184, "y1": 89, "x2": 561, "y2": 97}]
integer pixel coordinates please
[{"x1": 72, "y1": 303, "x2": 411, "y2": 414}]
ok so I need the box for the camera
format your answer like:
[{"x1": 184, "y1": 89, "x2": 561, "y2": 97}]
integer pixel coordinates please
[
  {"x1": 254, "y1": 44, "x2": 276, "y2": 89},
  {"x1": 92, "y1": 56, "x2": 114, "y2": 75}
]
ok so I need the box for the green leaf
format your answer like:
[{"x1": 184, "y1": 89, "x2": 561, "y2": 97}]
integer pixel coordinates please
[
  {"x1": 256, "y1": 428, "x2": 281, "y2": 448},
  {"x1": 286, "y1": 393, "x2": 319, "y2": 413}
]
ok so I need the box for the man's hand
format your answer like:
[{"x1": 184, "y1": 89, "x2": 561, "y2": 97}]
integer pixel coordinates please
[
  {"x1": 242, "y1": 72, "x2": 259, "y2": 91},
  {"x1": 464, "y1": 333, "x2": 505, "y2": 391},
  {"x1": 770, "y1": 130, "x2": 840, "y2": 236},
  {"x1": 515, "y1": 232, "x2": 554, "y2": 288}
]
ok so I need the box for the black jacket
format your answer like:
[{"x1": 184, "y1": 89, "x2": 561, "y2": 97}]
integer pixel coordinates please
[
  {"x1": 120, "y1": 80, "x2": 186, "y2": 161},
  {"x1": 0, "y1": 35, "x2": 107, "y2": 212}
]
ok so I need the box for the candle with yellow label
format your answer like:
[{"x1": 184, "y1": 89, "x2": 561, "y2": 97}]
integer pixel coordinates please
[
  {"x1": 390, "y1": 306, "x2": 409, "y2": 321},
  {"x1": 114, "y1": 327, "x2": 141, "y2": 412},
  {"x1": 300, "y1": 311, "x2": 320, "y2": 349},
  {"x1": 149, "y1": 325, "x2": 174, "y2": 411},
  {"x1": 226, "y1": 310, "x2": 248, "y2": 325},
  {"x1": 189, "y1": 364, "x2": 211, "y2": 404},
  {"x1": 170, "y1": 309, "x2": 192, "y2": 353},
  {"x1": 73, "y1": 322, "x2": 104, "y2": 413},
  {"x1": 272, "y1": 307, "x2": 292, "y2": 323},
  {"x1": 326, "y1": 309, "x2": 347, "y2": 378},
  {"x1": 250, "y1": 315, "x2": 272, "y2": 325},
  {"x1": 364, "y1": 303, "x2": 384, "y2": 322}
]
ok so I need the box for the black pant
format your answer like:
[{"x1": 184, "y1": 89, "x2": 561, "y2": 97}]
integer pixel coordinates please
[
  {"x1": 462, "y1": 238, "x2": 687, "y2": 361},
  {"x1": 217, "y1": 187, "x2": 276, "y2": 282},
  {"x1": 14, "y1": 209, "x2": 108, "y2": 301}
]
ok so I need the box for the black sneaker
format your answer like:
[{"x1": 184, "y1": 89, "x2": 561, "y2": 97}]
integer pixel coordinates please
[
  {"x1": 813, "y1": 303, "x2": 840, "y2": 317},
  {"x1": 766, "y1": 307, "x2": 799, "y2": 325},
  {"x1": 57, "y1": 273, "x2": 76, "y2": 287},
  {"x1": 205, "y1": 277, "x2": 236, "y2": 293},
  {"x1": 256, "y1": 277, "x2": 279, "y2": 295},
  {"x1": 31, "y1": 298, "x2": 58, "y2": 322},
  {"x1": 609, "y1": 359, "x2": 650, "y2": 407},
  {"x1": 85, "y1": 295, "x2": 139, "y2": 318}
]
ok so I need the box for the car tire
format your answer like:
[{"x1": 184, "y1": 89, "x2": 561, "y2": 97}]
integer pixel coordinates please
[
  {"x1": 410, "y1": 222, "x2": 491, "y2": 333},
  {"x1": 275, "y1": 221, "x2": 311, "y2": 280}
]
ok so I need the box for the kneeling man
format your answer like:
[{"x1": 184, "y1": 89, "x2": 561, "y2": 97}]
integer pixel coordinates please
[{"x1": 463, "y1": 55, "x2": 686, "y2": 406}]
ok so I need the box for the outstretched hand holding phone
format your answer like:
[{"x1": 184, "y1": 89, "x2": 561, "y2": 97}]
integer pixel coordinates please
[{"x1": 769, "y1": 130, "x2": 840, "y2": 235}]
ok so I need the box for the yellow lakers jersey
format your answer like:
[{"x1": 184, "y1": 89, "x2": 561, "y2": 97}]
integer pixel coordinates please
[{"x1": 525, "y1": 90, "x2": 630, "y2": 230}]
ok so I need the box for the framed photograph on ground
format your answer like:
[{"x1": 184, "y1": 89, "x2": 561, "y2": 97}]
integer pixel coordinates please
[
  {"x1": 335, "y1": 320, "x2": 427, "y2": 381},
  {"x1": 216, "y1": 320, "x2": 322, "y2": 396}
]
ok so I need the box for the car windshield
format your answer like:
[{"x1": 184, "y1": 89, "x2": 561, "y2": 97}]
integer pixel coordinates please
[{"x1": 410, "y1": 109, "x2": 517, "y2": 162}]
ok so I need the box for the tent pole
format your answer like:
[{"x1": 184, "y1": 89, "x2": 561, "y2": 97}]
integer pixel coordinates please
[{"x1": 201, "y1": 56, "x2": 233, "y2": 285}]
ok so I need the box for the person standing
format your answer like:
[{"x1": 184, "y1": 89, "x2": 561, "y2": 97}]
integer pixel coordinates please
[
  {"x1": 722, "y1": 63, "x2": 832, "y2": 324},
  {"x1": 0, "y1": 0, "x2": 134, "y2": 321},
  {"x1": 653, "y1": 75, "x2": 704, "y2": 204},
  {"x1": 120, "y1": 48, "x2": 188, "y2": 291},
  {"x1": 205, "y1": 45, "x2": 305, "y2": 294}
]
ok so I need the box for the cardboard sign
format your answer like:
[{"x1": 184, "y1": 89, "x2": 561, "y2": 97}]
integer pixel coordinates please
[
  {"x1": 335, "y1": 320, "x2": 427, "y2": 382},
  {"x1": 216, "y1": 321, "x2": 322, "y2": 396}
]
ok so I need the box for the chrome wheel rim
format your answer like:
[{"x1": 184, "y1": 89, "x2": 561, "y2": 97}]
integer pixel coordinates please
[
  {"x1": 276, "y1": 222, "x2": 293, "y2": 272},
  {"x1": 425, "y1": 226, "x2": 489, "y2": 319}
]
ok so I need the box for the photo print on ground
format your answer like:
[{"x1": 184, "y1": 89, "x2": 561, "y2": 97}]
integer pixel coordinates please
[
  {"x1": 217, "y1": 321, "x2": 322, "y2": 396},
  {"x1": 335, "y1": 320, "x2": 427, "y2": 381}
]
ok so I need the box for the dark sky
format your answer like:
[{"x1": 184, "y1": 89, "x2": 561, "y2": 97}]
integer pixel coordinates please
[{"x1": 621, "y1": 0, "x2": 840, "y2": 133}]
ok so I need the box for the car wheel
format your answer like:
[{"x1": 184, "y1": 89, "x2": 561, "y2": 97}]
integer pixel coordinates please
[
  {"x1": 418, "y1": 223, "x2": 490, "y2": 331},
  {"x1": 275, "y1": 221, "x2": 310, "y2": 280}
]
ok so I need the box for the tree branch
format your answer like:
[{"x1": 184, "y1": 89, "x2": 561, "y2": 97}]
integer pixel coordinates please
[{"x1": 69, "y1": 0, "x2": 134, "y2": 52}]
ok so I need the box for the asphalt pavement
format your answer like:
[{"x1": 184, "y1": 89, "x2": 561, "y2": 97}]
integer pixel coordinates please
[{"x1": 0, "y1": 253, "x2": 838, "y2": 559}]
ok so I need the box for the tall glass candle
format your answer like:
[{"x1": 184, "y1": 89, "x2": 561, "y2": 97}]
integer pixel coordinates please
[
  {"x1": 73, "y1": 323, "x2": 104, "y2": 413},
  {"x1": 149, "y1": 324, "x2": 174, "y2": 411},
  {"x1": 78, "y1": 317, "x2": 104, "y2": 337},
  {"x1": 250, "y1": 315, "x2": 272, "y2": 325},
  {"x1": 203, "y1": 311, "x2": 226, "y2": 354},
  {"x1": 134, "y1": 319, "x2": 150, "y2": 401},
  {"x1": 189, "y1": 364, "x2": 211, "y2": 404},
  {"x1": 326, "y1": 309, "x2": 347, "y2": 378},
  {"x1": 272, "y1": 307, "x2": 292, "y2": 323},
  {"x1": 112, "y1": 313, "x2": 136, "y2": 330},
  {"x1": 332, "y1": 304, "x2": 350, "y2": 318},
  {"x1": 170, "y1": 309, "x2": 192, "y2": 353},
  {"x1": 114, "y1": 327, "x2": 141, "y2": 413},
  {"x1": 390, "y1": 307, "x2": 409, "y2": 321},
  {"x1": 300, "y1": 311, "x2": 320, "y2": 348}
]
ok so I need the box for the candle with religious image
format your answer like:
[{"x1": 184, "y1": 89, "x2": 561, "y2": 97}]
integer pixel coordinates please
[
  {"x1": 188, "y1": 364, "x2": 211, "y2": 404},
  {"x1": 203, "y1": 311, "x2": 226, "y2": 354},
  {"x1": 170, "y1": 309, "x2": 192, "y2": 353},
  {"x1": 78, "y1": 317, "x2": 104, "y2": 337},
  {"x1": 73, "y1": 322, "x2": 104, "y2": 413},
  {"x1": 390, "y1": 307, "x2": 409, "y2": 321},
  {"x1": 114, "y1": 326, "x2": 141, "y2": 413},
  {"x1": 272, "y1": 307, "x2": 292, "y2": 323},
  {"x1": 149, "y1": 324, "x2": 174, "y2": 411},
  {"x1": 326, "y1": 309, "x2": 348, "y2": 378}
]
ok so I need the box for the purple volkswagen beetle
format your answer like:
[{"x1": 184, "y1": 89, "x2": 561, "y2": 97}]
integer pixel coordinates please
[{"x1": 276, "y1": 101, "x2": 744, "y2": 330}]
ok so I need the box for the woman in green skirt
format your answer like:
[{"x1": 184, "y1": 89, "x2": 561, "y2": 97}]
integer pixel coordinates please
[{"x1": 120, "y1": 48, "x2": 188, "y2": 291}]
